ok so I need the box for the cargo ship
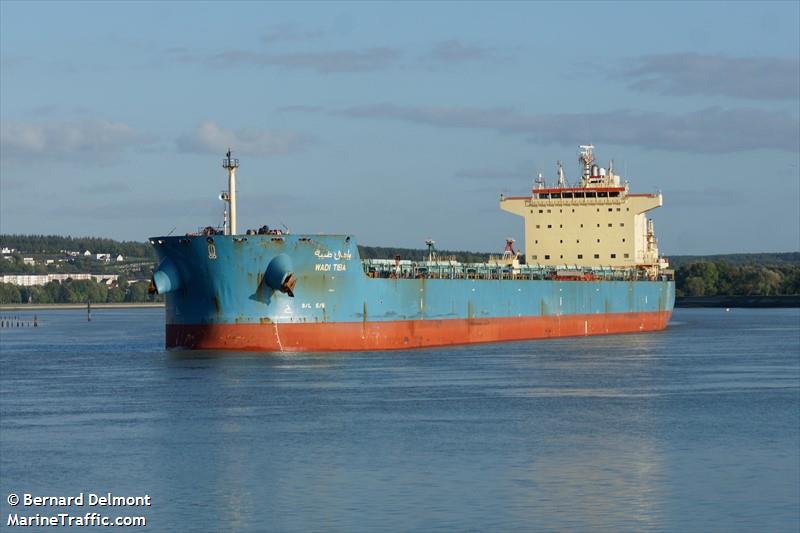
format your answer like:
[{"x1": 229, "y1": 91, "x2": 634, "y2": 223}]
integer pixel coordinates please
[{"x1": 149, "y1": 145, "x2": 674, "y2": 351}]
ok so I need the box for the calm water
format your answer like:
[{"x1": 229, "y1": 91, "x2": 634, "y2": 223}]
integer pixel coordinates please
[{"x1": 1, "y1": 308, "x2": 798, "y2": 532}]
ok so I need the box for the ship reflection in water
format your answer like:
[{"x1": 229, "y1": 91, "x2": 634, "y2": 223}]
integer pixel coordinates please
[{"x1": 0, "y1": 308, "x2": 798, "y2": 531}]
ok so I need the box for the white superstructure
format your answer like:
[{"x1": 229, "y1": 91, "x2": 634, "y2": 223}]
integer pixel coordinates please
[{"x1": 500, "y1": 145, "x2": 668, "y2": 274}]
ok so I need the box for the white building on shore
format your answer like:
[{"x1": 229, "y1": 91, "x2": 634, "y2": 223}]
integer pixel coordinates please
[{"x1": 0, "y1": 273, "x2": 119, "y2": 286}]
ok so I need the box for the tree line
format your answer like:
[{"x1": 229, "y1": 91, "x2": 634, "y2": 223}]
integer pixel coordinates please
[
  {"x1": 675, "y1": 261, "x2": 799, "y2": 297},
  {"x1": 0, "y1": 234, "x2": 155, "y2": 259},
  {"x1": 358, "y1": 245, "x2": 491, "y2": 263},
  {"x1": 669, "y1": 252, "x2": 799, "y2": 268},
  {"x1": 0, "y1": 278, "x2": 162, "y2": 305},
  {"x1": 1, "y1": 235, "x2": 797, "y2": 301}
]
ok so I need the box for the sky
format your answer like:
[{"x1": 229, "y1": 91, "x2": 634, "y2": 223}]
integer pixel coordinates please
[{"x1": 1, "y1": 1, "x2": 798, "y2": 255}]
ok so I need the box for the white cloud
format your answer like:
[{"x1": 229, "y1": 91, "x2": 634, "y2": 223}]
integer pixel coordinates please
[
  {"x1": 171, "y1": 47, "x2": 402, "y2": 74},
  {"x1": 176, "y1": 121, "x2": 313, "y2": 157},
  {"x1": 169, "y1": 40, "x2": 510, "y2": 74},
  {"x1": 421, "y1": 40, "x2": 509, "y2": 66},
  {"x1": 623, "y1": 53, "x2": 800, "y2": 100},
  {"x1": 316, "y1": 103, "x2": 799, "y2": 153},
  {"x1": 0, "y1": 120, "x2": 152, "y2": 162}
]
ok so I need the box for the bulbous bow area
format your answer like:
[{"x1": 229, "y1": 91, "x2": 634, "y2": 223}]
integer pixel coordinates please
[
  {"x1": 265, "y1": 254, "x2": 296, "y2": 297},
  {"x1": 150, "y1": 257, "x2": 181, "y2": 295}
]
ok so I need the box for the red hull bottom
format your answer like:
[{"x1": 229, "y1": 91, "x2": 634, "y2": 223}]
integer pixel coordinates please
[{"x1": 166, "y1": 311, "x2": 672, "y2": 352}]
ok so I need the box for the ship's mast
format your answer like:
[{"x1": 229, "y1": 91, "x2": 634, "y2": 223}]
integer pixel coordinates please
[
  {"x1": 222, "y1": 149, "x2": 239, "y2": 235},
  {"x1": 579, "y1": 144, "x2": 594, "y2": 180},
  {"x1": 425, "y1": 239, "x2": 437, "y2": 262}
]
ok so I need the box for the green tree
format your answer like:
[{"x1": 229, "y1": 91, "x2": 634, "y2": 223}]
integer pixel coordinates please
[
  {"x1": 43, "y1": 281, "x2": 61, "y2": 302},
  {"x1": 22, "y1": 285, "x2": 50, "y2": 303},
  {"x1": 125, "y1": 281, "x2": 150, "y2": 302},
  {"x1": 684, "y1": 276, "x2": 706, "y2": 297},
  {"x1": 57, "y1": 282, "x2": 75, "y2": 303},
  {"x1": 0, "y1": 283, "x2": 21, "y2": 304},
  {"x1": 106, "y1": 286, "x2": 125, "y2": 303},
  {"x1": 684, "y1": 262, "x2": 719, "y2": 295},
  {"x1": 64, "y1": 279, "x2": 108, "y2": 303},
  {"x1": 781, "y1": 268, "x2": 800, "y2": 295}
]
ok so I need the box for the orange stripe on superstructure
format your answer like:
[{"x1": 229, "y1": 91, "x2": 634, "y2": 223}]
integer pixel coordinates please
[
  {"x1": 504, "y1": 191, "x2": 658, "y2": 198},
  {"x1": 166, "y1": 311, "x2": 672, "y2": 352}
]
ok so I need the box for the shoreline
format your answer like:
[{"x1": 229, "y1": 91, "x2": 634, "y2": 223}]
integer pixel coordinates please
[
  {"x1": 675, "y1": 295, "x2": 800, "y2": 308},
  {"x1": 0, "y1": 303, "x2": 164, "y2": 311}
]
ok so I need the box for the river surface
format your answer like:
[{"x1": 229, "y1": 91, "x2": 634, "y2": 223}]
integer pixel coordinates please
[{"x1": 1, "y1": 308, "x2": 798, "y2": 532}]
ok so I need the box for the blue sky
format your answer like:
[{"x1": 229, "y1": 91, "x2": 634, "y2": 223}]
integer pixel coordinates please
[{"x1": 1, "y1": 1, "x2": 798, "y2": 255}]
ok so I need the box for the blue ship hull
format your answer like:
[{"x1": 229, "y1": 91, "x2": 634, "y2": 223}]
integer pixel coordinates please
[{"x1": 150, "y1": 233, "x2": 674, "y2": 351}]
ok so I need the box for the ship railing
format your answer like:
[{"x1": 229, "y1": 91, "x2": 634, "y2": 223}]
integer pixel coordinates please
[
  {"x1": 525, "y1": 195, "x2": 626, "y2": 208},
  {"x1": 361, "y1": 259, "x2": 654, "y2": 282}
]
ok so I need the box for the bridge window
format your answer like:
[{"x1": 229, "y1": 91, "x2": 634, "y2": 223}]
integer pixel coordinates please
[
  {"x1": 620, "y1": 223, "x2": 625, "y2": 227},
  {"x1": 536, "y1": 225, "x2": 540, "y2": 229},
  {"x1": 577, "y1": 254, "x2": 583, "y2": 259},
  {"x1": 597, "y1": 239, "x2": 601, "y2": 243},
  {"x1": 547, "y1": 224, "x2": 552, "y2": 229},
  {"x1": 544, "y1": 255, "x2": 550, "y2": 260},
  {"x1": 532, "y1": 255, "x2": 538, "y2": 260},
  {"x1": 608, "y1": 223, "x2": 612, "y2": 227},
  {"x1": 624, "y1": 253, "x2": 630, "y2": 258},
  {"x1": 594, "y1": 254, "x2": 600, "y2": 259},
  {"x1": 611, "y1": 254, "x2": 616, "y2": 259},
  {"x1": 539, "y1": 209, "x2": 543, "y2": 213},
  {"x1": 608, "y1": 208, "x2": 613, "y2": 212}
]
